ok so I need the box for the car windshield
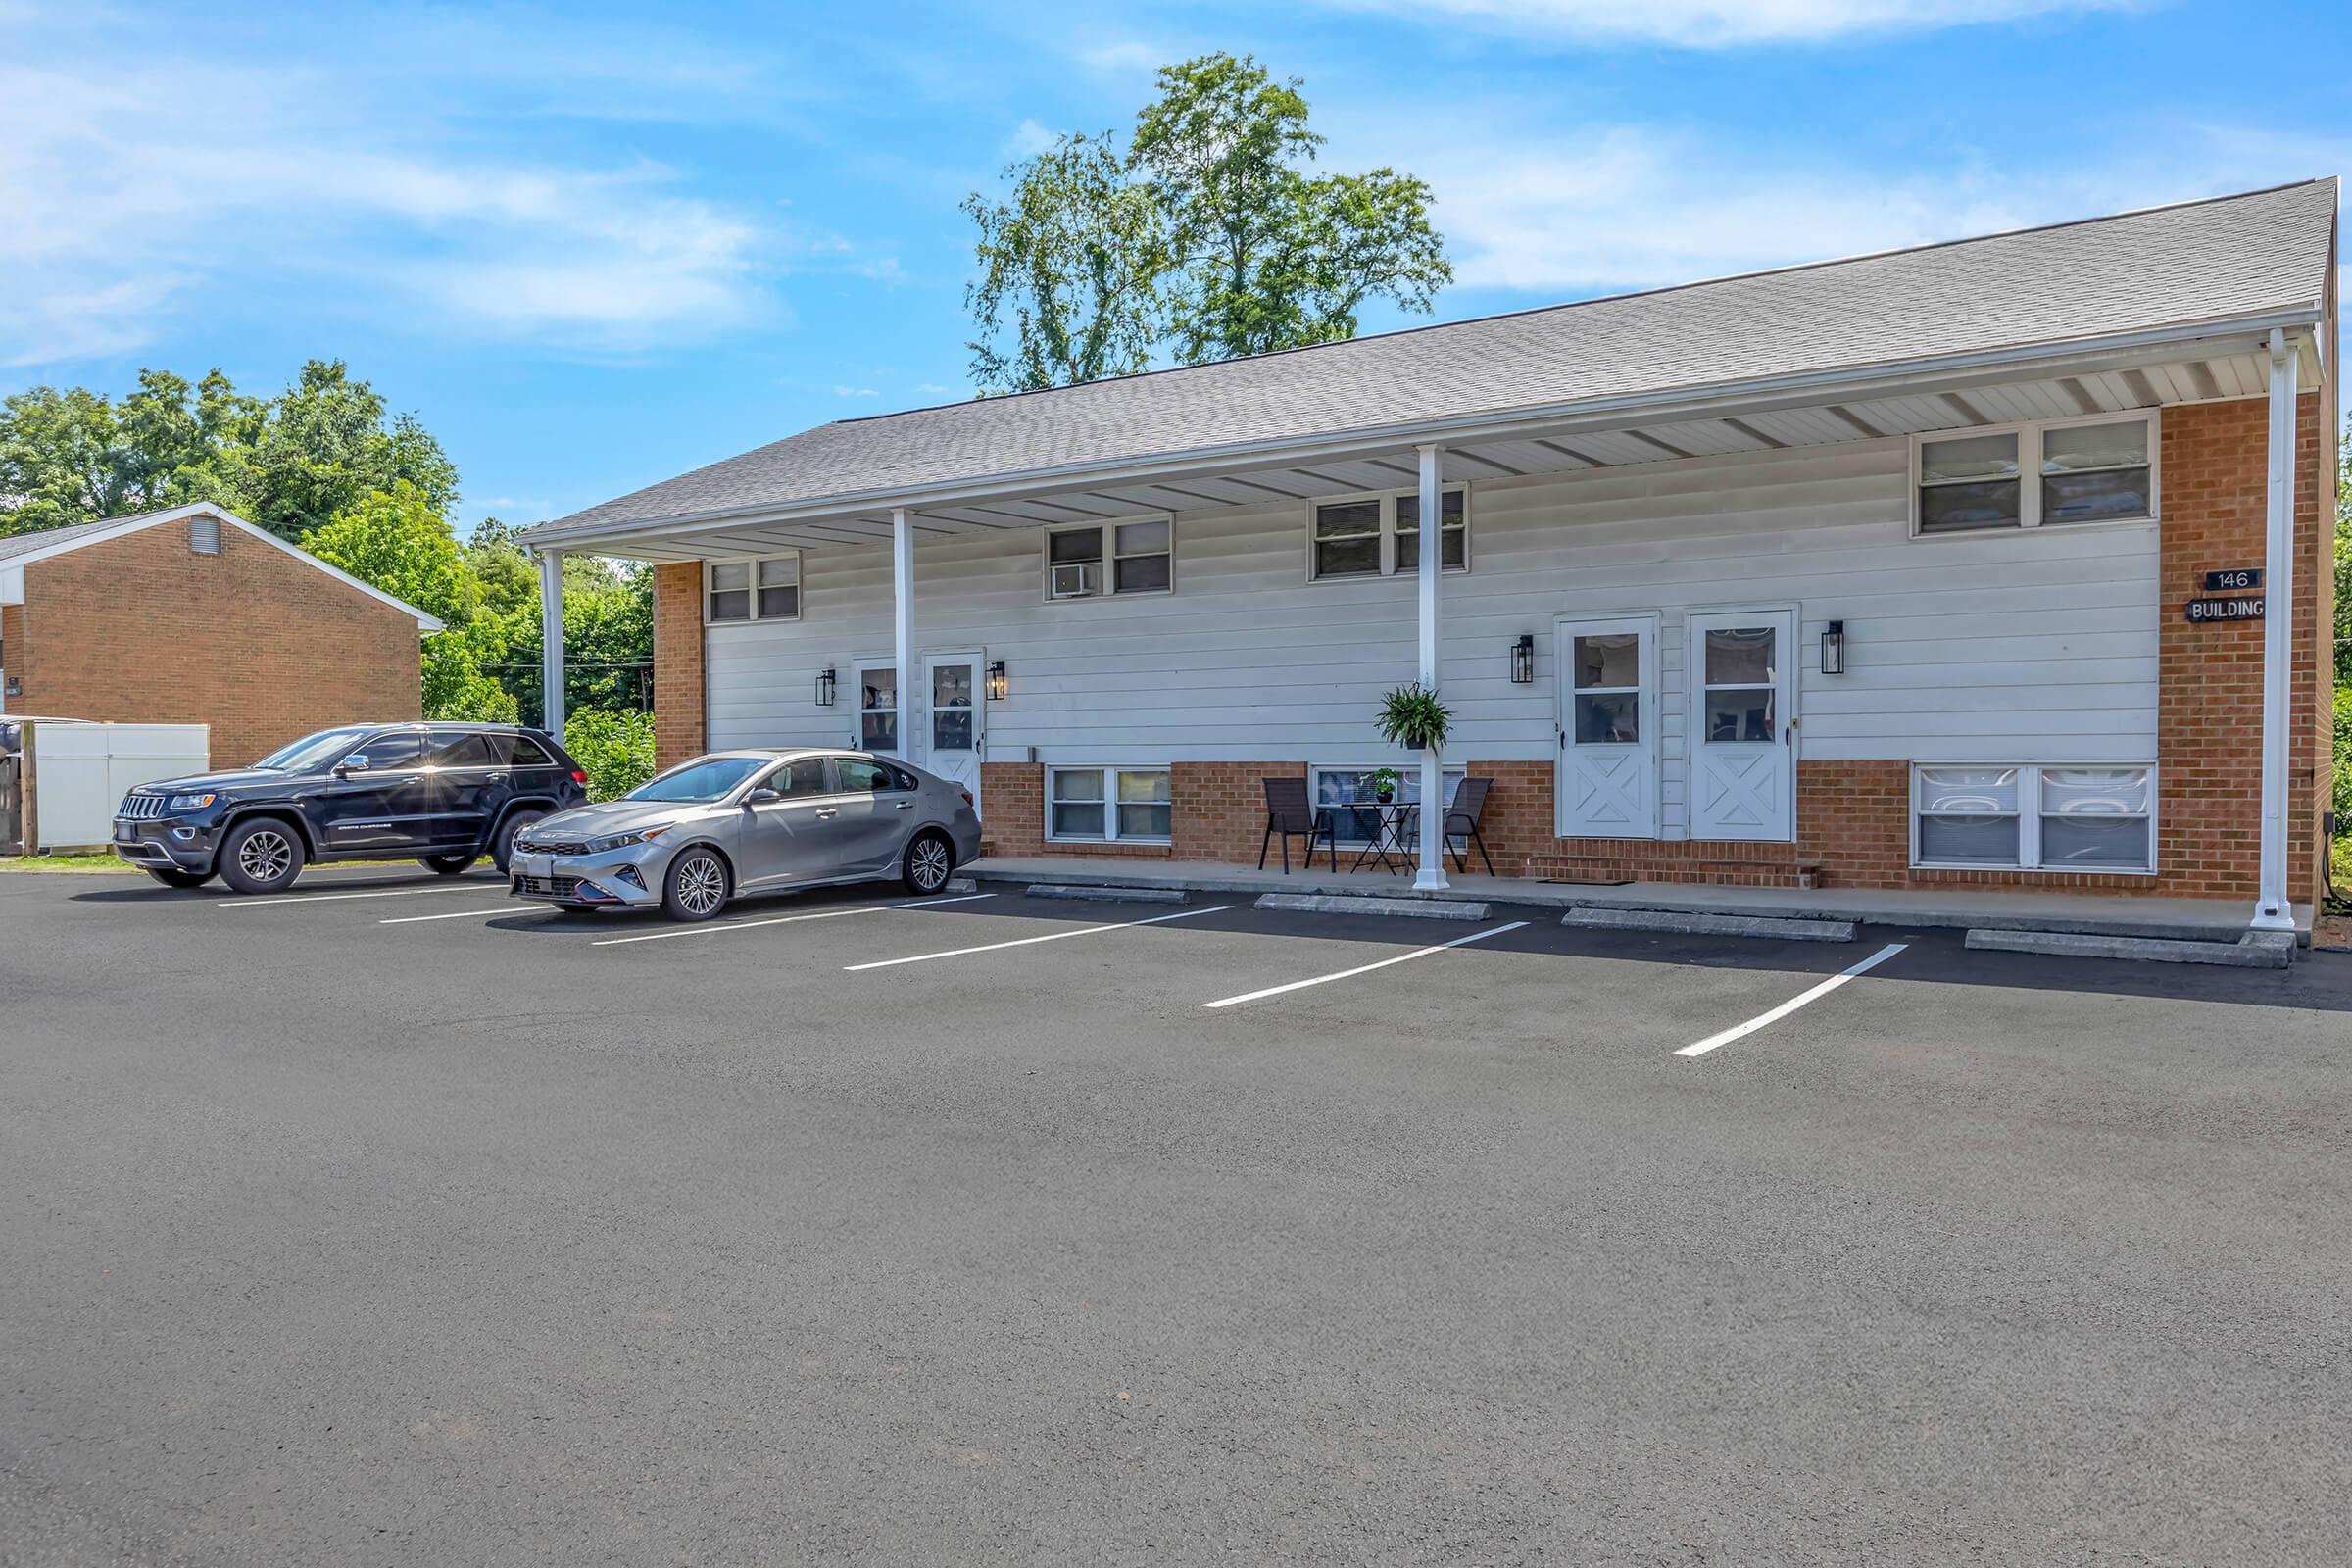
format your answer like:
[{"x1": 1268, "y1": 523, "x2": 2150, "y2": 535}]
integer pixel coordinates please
[
  {"x1": 254, "y1": 726, "x2": 377, "y2": 771},
  {"x1": 625, "y1": 756, "x2": 770, "y2": 803}
]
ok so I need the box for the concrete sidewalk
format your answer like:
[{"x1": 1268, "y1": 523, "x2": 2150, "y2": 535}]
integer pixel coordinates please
[{"x1": 969, "y1": 854, "x2": 2310, "y2": 943}]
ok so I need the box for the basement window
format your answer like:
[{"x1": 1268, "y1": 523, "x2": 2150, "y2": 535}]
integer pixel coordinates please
[
  {"x1": 1311, "y1": 487, "x2": 1470, "y2": 580},
  {"x1": 707, "y1": 552, "x2": 801, "y2": 623},
  {"x1": 1912, "y1": 764, "x2": 2154, "y2": 872},
  {"x1": 1047, "y1": 766, "x2": 1172, "y2": 843},
  {"x1": 1912, "y1": 414, "x2": 2156, "y2": 535}
]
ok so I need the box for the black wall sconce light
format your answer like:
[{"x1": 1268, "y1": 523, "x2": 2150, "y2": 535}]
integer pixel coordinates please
[
  {"x1": 814, "y1": 665, "x2": 837, "y2": 707},
  {"x1": 1820, "y1": 620, "x2": 1847, "y2": 676},
  {"x1": 1509, "y1": 633, "x2": 1536, "y2": 684},
  {"x1": 986, "y1": 660, "x2": 1008, "y2": 702}
]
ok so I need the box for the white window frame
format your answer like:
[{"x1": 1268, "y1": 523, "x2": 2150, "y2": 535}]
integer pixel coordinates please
[
  {"x1": 705, "y1": 551, "x2": 803, "y2": 624},
  {"x1": 1306, "y1": 485, "x2": 1471, "y2": 582},
  {"x1": 1043, "y1": 515, "x2": 1174, "y2": 602},
  {"x1": 1044, "y1": 764, "x2": 1173, "y2": 844},
  {"x1": 1908, "y1": 411, "x2": 2159, "y2": 539},
  {"x1": 1909, "y1": 762, "x2": 2158, "y2": 874}
]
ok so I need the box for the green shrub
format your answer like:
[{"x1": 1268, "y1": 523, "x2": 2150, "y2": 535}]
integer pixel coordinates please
[{"x1": 564, "y1": 709, "x2": 657, "y2": 802}]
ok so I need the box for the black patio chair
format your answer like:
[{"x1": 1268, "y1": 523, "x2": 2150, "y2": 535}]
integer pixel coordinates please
[
  {"x1": 1442, "y1": 776, "x2": 1496, "y2": 875},
  {"x1": 1259, "y1": 776, "x2": 1337, "y2": 873}
]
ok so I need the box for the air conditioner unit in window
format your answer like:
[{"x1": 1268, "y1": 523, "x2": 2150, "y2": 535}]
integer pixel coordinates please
[{"x1": 1050, "y1": 562, "x2": 1102, "y2": 599}]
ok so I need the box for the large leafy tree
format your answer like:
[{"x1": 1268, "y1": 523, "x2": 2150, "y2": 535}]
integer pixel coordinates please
[
  {"x1": 0, "y1": 359, "x2": 456, "y2": 543},
  {"x1": 963, "y1": 131, "x2": 1169, "y2": 395},
  {"x1": 1133, "y1": 53, "x2": 1450, "y2": 364},
  {"x1": 959, "y1": 51, "x2": 1449, "y2": 390}
]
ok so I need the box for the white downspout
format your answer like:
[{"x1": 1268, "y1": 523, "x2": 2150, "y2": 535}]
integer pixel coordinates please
[
  {"x1": 536, "y1": 549, "x2": 565, "y2": 742},
  {"x1": 1414, "y1": 442, "x2": 1450, "y2": 892},
  {"x1": 2252, "y1": 327, "x2": 2298, "y2": 931},
  {"x1": 892, "y1": 507, "x2": 913, "y2": 760}
]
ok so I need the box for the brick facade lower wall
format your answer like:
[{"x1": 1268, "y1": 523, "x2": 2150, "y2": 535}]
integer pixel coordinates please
[
  {"x1": 981, "y1": 761, "x2": 1310, "y2": 863},
  {"x1": 8, "y1": 513, "x2": 420, "y2": 766},
  {"x1": 651, "y1": 563, "x2": 706, "y2": 771}
]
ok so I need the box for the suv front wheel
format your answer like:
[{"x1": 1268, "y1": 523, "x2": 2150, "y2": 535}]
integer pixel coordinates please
[{"x1": 218, "y1": 817, "x2": 306, "y2": 896}]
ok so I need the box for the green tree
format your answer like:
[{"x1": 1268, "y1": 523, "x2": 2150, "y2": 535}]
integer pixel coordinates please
[
  {"x1": 563, "y1": 707, "x2": 657, "y2": 801},
  {"x1": 239, "y1": 361, "x2": 460, "y2": 542},
  {"x1": 299, "y1": 481, "x2": 480, "y2": 628},
  {"x1": 1131, "y1": 52, "x2": 1450, "y2": 363},
  {"x1": 465, "y1": 516, "x2": 540, "y2": 619},
  {"x1": 963, "y1": 131, "x2": 1169, "y2": 394},
  {"x1": 487, "y1": 558, "x2": 654, "y2": 725},
  {"x1": 0, "y1": 385, "x2": 127, "y2": 534}
]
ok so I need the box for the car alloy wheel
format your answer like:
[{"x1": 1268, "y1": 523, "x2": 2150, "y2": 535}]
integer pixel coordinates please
[
  {"x1": 237, "y1": 829, "x2": 295, "y2": 883},
  {"x1": 673, "y1": 854, "x2": 726, "y2": 918},
  {"x1": 907, "y1": 833, "x2": 951, "y2": 893}
]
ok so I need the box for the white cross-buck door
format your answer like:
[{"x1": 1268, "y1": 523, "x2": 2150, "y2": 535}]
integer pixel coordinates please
[
  {"x1": 920, "y1": 649, "x2": 984, "y2": 811},
  {"x1": 1688, "y1": 608, "x2": 1795, "y2": 842},
  {"x1": 1555, "y1": 614, "x2": 1659, "y2": 838}
]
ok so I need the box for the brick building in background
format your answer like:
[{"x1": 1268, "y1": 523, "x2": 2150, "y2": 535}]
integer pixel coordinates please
[
  {"x1": 0, "y1": 505, "x2": 442, "y2": 767},
  {"x1": 534, "y1": 181, "x2": 2339, "y2": 928}
]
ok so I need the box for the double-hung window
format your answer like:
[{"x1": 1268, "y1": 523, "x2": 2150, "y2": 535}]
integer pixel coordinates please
[
  {"x1": 1310, "y1": 487, "x2": 1471, "y2": 580},
  {"x1": 1046, "y1": 766, "x2": 1172, "y2": 843},
  {"x1": 1912, "y1": 415, "x2": 2156, "y2": 535},
  {"x1": 707, "y1": 552, "x2": 802, "y2": 622},
  {"x1": 1912, "y1": 764, "x2": 2155, "y2": 872},
  {"x1": 1047, "y1": 517, "x2": 1172, "y2": 600}
]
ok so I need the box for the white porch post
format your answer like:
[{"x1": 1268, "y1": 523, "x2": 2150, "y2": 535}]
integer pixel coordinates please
[
  {"x1": 892, "y1": 507, "x2": 913, "y2": 760},
  {"x1": 1414, "y1": 442, "x2": 1449, "y2": 891},
  {"x1": 2252, "y1": 328, "x2": 2299, "y2": 931},
  {"x1": 536, "y1": 549, "x2": 565, "y2": 741}
]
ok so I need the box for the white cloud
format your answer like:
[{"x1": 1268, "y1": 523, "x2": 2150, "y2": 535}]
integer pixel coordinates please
[
  {"x1": 1327, "y1": 0, "x2": 2138, "y2": 47},
  {"x1": 0, "y1": 17, "x2": 785, "y2": 366},
  {"x1": 832, "y1": 385, "x2": 880, "y2": 397},
  {"x1": 1003, "y1": 118, "x2": 1060, "y2": 160}
]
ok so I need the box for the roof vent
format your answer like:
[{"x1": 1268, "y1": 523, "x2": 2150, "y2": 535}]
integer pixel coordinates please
[{"x1": 190, "y1": 515, "x2": 221, "y2": 555}]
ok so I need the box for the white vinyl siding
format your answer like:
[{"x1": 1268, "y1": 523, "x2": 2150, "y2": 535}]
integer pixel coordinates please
[{"x1": 700, "y1": 437, "x2": 2159, "y2": 841}]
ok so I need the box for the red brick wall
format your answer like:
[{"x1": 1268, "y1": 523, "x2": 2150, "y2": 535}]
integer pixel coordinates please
[
  {"x1": 12, "y1": 513, "x2": 420, "y2": 766},
  {"x1": 651, "y1": 563, "x2": 706, "y2": 771},
  {"x1": 0, "y1": 604, "x2": 23, "y2": 698},
  {"x1": 979, "y1": 760, "x2": 1310, "y2": 863}
]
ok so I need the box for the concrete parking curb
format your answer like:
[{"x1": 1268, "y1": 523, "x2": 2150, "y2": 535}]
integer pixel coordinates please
[
  {"x1": 943, "y1": 877, "x2": 979, "y2": 894},
  {"x1": 1026, "y1": 883, "x2": 1188, "y2": 904},
  {"x1": 1254, "y1": 893, "x2": 1491, "y2": 920},
  {"x1": 1964, "y1": 927, "x2": 2296, "y2": 968},
  {"x1": 1562, "y1": 907, "x2": 1857, "y2": 943}
]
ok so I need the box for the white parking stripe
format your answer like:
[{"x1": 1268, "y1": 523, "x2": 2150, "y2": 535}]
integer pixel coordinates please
[
  {"x1": 1200, "y1": 921, "x2": 1529, "y2": 1009},
  {"x1": 844, "y1": 904, "x2": 1232, "y2": 971},
  {"x1": 380, "y1": 906, "x2": 523, "y2": 925},
  {"x1": 593, "y1": 892, "x2": 996, "y2": 947},
  {"x1": 1675, "y1": 942, "x2": 1909, "y2": 1058},
  {"x1": 219, "y1": 885, "x2": 481, "y2": 908}
]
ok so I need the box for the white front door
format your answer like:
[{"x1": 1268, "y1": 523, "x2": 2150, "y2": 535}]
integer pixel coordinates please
[
  {"x1": 1688, "y1": 608, "x2": 1795, "y2": 842},
  {"x1": 920, "y1": 649, "x2": 984, "y2": 810},
  {"x1": 1555, "y1": 614, "x2": 1659, "y2": 838}
]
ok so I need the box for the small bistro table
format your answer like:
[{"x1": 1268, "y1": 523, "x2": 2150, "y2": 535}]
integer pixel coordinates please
[{"x1": 1348, "y1": 801, "x2": 1419, "y2": 875}]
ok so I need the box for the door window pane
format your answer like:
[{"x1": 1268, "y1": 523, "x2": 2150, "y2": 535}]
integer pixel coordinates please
[
  {"x1": 767, "y1": 758, "x2": 830, "y2": 796},
  {"x1": 859, "y1": 666, "x2": 897, "y2": 753},
  {"x1": 931, "y1": 663, "x2": 974, "y2": 750},
  {"x1": 1574, "y1": 633, "x2": 1639, "y2": 689},
  {"x1": 347, "y1": 731, "x2": 423, "y2": 770},
  {"x1": 1704, "y1": 628, "x2": 1775, "y2": 685},
  {"x1": 1701, "y1": 689, "x2": 1775, "y2": 742},
  {"x1": 1575, "y1": 694, "x2": 1640, "y2": 744}
]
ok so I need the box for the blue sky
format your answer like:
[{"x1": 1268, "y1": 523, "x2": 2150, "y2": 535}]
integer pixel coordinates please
[{"x1": 4, "y1": 0, "x2": 2345, "y2": 532}]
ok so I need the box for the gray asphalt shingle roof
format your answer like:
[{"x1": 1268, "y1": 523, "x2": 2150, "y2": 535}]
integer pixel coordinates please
[
  {"x1": 0, "y1": 511, "x2": 179, "y2": 563},
  {"x1": 529, "y1": 178, "x2": 2337, "y2": 542}
]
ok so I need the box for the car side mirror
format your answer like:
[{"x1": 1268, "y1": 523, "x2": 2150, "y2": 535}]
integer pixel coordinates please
[{"x1": 744, "y1": 787, "x2": 781, "y2": 806}]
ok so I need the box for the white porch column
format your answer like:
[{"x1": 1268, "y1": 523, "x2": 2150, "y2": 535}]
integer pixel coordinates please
[
  {"x1": 2252, "y1": 328, "x2": 2299, "y2": 931},
  {"x1": 1414, "y1": 442, "x2": 1449, "y2": 891},
  {"x1": 892, "y1": 507, "x2": 913, "y2": 760},
  {"x1": 536, "y1": 549, "x2": 565, "y2": 741}
]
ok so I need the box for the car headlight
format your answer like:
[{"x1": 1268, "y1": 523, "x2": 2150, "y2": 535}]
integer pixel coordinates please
[
  {"x1": 167, "y1": 793, "x2": 216, "y2": 810},
  {"x1": 582, "y1": 824, "x2": 674, "y2": 854}
]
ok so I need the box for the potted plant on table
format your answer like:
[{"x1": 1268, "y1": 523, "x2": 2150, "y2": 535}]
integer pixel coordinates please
[{"x1": 1368, "y1": 766, "x2": 1401, "y2": 805}]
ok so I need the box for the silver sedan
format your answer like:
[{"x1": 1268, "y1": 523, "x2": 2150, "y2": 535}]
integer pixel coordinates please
[{"x1": 507, "y1": 749, "x2": 984, "y2": 921}]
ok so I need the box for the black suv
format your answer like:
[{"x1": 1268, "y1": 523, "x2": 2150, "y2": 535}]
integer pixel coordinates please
[{"x1": 112, "y1": 723, "x2": 590, "y2": 894}]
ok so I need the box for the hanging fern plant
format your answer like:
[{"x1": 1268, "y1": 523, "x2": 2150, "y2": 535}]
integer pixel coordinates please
[{"x1": 1376, "y1": 682, "x2": 1452, "y2": 752}]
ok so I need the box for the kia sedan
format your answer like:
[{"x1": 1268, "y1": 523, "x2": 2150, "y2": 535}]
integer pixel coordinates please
[{"x1": 507, "y1": 749, "x2": 983, "y2": 920}]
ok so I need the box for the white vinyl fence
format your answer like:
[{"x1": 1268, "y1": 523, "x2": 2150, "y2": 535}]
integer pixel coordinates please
[{"x1": 24, "y1": 720, "x2": 210, "y2": 852}]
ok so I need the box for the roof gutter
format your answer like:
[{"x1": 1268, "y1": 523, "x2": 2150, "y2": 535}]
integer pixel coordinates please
[{"x1": 525, "y1": 306, "x2": 2325, "y2": 550}]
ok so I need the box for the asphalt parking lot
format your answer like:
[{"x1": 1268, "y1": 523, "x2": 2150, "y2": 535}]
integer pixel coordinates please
[{"x1": 5, "y1": 866, "x2": 2350, "y2": 1566}]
